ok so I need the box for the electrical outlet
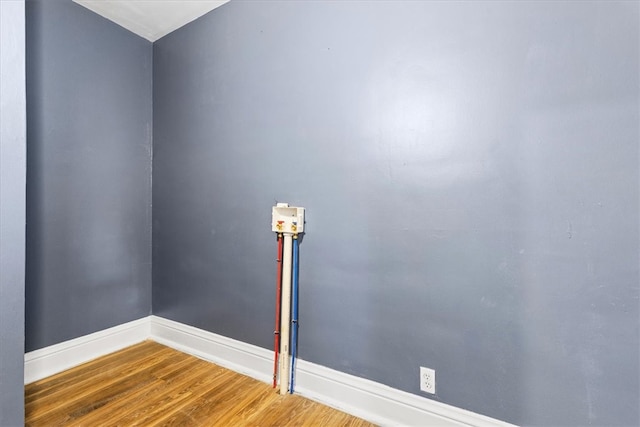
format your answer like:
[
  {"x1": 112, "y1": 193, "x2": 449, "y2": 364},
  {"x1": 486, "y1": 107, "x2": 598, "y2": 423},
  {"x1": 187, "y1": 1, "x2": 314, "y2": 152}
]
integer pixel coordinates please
[{"x1": 420, "y1": 366, "x2": 435, "y2": 394}]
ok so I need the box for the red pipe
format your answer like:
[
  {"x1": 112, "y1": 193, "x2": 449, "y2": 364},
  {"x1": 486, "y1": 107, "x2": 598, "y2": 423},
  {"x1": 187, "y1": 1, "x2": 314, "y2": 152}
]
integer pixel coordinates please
[{"x1": 273, "y1": 233, "x2": 283, "y2": 388}]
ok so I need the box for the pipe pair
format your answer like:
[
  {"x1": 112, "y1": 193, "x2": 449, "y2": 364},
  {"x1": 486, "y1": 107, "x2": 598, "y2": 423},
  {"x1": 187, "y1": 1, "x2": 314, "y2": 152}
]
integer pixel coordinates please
[{"x1": 273, "y1": 233, "x2": 300, "y2": 394}]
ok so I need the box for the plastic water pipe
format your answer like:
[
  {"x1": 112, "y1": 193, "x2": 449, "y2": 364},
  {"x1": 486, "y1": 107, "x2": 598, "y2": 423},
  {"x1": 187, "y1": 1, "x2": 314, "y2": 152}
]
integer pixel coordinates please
[
  {"x1": 271, "y1": 204, "x2": 304, "y2": 394},
  {"x1": 289, "y1": 234, "x2": 300, "y2": 394},
  {"x1": 272, "y1": 233, "x2": 283, "y2": 388},
  {"x1": 279, "y1": 233, "x2": 293, "y2": 395}
]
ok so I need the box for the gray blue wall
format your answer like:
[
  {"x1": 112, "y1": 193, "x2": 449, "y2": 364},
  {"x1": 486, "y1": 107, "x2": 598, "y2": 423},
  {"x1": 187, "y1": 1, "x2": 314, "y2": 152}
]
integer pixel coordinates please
[
  {"x1": 153, "y1": 1, "x2": 639, "y2": 425},
  {"x1": 25, "y1": 0, "x2": 153, "y2": 351},
  {"x1": 0, "y1": 1, "x2": 26, "y2": 424}
]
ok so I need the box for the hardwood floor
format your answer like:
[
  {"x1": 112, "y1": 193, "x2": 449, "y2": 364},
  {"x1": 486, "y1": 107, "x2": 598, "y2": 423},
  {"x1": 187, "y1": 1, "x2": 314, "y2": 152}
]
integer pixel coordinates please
[{"x1": 25, "y1": 341, "x2": 376, "y2": 426}]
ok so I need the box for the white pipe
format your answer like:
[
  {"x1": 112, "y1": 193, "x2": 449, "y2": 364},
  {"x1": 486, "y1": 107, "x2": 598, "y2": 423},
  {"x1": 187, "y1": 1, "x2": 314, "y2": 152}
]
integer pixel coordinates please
[{"x1": 279, "y1": 232, "x2": 293, "y2": 394}]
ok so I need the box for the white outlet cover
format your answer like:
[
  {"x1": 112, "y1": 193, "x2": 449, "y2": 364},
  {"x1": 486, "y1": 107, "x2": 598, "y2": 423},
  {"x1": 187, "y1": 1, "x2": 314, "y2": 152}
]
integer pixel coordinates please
[{"x1": 420, "y1": 366, "x2": 436, "y2": 394}]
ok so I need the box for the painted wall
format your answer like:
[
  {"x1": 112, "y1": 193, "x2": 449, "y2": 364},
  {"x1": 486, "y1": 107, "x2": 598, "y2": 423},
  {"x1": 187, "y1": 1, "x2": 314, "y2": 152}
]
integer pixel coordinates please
[
  {"x1": 0, "y1": 1, "x2": 26, "y2": 424},
  {"x1": 153, "y1": 1, "x2": 639, "y2": 425},
  {"x1": 25, "y1": 0, "x2": 153, "y2": 351}
]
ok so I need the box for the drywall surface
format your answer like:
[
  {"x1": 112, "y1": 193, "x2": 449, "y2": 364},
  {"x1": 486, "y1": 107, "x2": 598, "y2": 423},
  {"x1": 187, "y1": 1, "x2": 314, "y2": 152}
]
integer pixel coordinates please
[
  {"x1": 0, "y1": 0, "x2": 26, "y2": 423},
  {"x1": 26, "y1": 0, "x2": 153, "y2": 351},
  {"x1": 152, "y1": 1, "x2": 639, "y2": 425}
]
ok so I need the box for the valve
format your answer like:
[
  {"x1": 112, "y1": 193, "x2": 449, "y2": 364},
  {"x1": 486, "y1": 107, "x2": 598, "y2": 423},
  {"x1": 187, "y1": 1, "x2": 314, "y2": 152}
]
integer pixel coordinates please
[{"x1": 271, "y1": 203, "x2": 305, "y2": 234}]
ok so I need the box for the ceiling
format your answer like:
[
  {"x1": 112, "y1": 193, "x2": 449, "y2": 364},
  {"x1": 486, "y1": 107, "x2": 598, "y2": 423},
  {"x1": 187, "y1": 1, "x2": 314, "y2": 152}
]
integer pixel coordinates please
[{"x1": 73, "y1": 0, "x2": 230, "y2": 42}]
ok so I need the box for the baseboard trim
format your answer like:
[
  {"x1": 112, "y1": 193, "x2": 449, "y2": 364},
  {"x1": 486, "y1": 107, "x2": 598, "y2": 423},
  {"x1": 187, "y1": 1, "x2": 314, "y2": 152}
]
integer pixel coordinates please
[
  {"x1": 24, "y1": 317, "x2": 150, "y2": 384},
  {"x1": 149, "y1": 316, "x2": 515, "y2": 427},
  {"x1": 24, "y1": 316, "x2": 514, "y2": 426},
  {"x1": 149, "y1": 315, "x2": 273, "y2": 385}
]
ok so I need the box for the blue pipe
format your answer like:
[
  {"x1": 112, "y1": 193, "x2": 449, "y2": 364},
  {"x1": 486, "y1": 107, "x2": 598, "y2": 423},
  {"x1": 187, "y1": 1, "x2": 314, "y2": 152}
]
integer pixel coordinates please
[{"x1": 290, "y1": 235, "x2": 300, "y2": 394}]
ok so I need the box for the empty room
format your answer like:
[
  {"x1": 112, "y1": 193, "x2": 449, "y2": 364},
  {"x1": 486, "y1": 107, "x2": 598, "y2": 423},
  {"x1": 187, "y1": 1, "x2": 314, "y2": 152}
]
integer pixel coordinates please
[{"x1": 1, "y1": 0, "x2": 638, "y2": 426}]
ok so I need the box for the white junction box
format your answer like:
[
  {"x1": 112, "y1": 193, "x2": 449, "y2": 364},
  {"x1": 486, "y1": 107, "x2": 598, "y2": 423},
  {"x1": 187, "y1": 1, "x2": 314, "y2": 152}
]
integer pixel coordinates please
[{"x1": 272, "y1": 203, "x2": 305, "y2": 233}]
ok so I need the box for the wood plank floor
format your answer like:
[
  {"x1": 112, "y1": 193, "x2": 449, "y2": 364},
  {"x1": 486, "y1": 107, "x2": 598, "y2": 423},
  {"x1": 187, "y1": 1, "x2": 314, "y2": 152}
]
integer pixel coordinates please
[{"x1": 25, "y1": 341, "x2": 376, "y2": 426}]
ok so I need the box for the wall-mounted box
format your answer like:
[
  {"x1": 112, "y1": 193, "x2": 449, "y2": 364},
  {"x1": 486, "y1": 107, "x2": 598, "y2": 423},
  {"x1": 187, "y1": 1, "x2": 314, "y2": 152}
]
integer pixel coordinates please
[{"x1": 272, "y1": 203, "x2": 305, "y2": 233}]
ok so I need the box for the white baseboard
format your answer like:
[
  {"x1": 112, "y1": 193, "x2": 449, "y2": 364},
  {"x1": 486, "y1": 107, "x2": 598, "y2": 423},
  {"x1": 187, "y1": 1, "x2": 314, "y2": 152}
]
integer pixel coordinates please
[
  {"x1": 149, "y1": 316, "x2": 516, "y2": 427},
  {"x1": 24, "y1": 316, "x2": 515, "y2": 426},
  {"x1": 24, "y1": 317, "x2": 150, "y2": 384},
  {"x1": 149, "y1": 315, "x2": 273, "y2": 384}
]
